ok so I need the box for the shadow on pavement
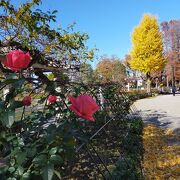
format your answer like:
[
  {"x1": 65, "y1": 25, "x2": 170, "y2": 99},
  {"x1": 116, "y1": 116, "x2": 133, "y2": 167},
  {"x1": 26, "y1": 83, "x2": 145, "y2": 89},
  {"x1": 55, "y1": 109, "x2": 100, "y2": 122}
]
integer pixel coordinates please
[{"x1": 135, "y1": 109, "x2": 179, "y2": 132}]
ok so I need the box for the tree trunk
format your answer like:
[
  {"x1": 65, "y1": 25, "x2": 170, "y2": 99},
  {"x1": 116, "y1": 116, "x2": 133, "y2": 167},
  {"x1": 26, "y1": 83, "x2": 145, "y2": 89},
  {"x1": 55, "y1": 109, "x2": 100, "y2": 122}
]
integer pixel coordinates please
[
  {"x1": 172, "y1": 66, "x2": 176, "y2": 96},
  {"x1": 155, "y1": 78, "x2": 158, "y2": 89},
  {"x1": 146, "y1": 73, "x2": 151, "y2": 93},
  {"x1": 127, "y1": 82, "x2": 130, "y2": 91},
  {"x1": 167, "y1": 76, "x2": 169, "y2": 88}
]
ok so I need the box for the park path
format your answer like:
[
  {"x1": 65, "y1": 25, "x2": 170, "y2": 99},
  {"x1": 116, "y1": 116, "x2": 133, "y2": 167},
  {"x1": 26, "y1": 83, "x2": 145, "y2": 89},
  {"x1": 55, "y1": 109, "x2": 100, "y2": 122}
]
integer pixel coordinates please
[
  {"x1": 133, "y1": 94, "x2": 180, "y2": 133},
  {"x1": 133, "y1": 94, "x2": 180, "y2": 178}
]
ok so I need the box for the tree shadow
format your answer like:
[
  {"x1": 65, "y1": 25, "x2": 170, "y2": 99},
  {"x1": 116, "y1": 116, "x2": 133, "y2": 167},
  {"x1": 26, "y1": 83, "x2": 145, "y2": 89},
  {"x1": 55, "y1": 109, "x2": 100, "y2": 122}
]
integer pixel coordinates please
[
  {"x1": 135, "y1": 109, "x2": 180, "y2": 131},
  {"x1": 133, "y1": 109, "x2": 180, "y2": 146}
]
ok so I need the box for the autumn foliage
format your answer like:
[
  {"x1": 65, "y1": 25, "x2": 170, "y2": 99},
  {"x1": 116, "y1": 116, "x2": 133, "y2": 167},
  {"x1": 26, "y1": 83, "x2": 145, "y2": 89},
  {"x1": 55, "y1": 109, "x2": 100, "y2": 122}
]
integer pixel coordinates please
[
  {"x1": 130, "y1": 14, "x2": 166, "y2": 75},
  {"x1": 129, "y1": 14, "x2": 166, "y2": 91},
  {"x1": 143, "y1": 125, "x2": 180, "y2": 179},
  {"x1": 161, "y1": 20, "x2": 180, "y2": 83},
  {"x1": 96, "y1": 56, "x2": 126, "y2": 83}
]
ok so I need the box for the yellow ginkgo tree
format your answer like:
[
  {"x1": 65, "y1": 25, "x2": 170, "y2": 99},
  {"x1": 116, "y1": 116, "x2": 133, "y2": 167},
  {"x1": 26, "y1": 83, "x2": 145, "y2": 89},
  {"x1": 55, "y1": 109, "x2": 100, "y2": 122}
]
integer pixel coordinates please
[{"x1": 130, "y1": 14, "x2": 166, "y2": 92}]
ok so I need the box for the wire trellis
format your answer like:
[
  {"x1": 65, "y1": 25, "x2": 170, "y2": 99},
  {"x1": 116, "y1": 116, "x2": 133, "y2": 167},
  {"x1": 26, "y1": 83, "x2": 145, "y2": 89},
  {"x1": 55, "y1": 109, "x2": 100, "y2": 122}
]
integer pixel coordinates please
[{"x1": 55, "y1": 83, "x2": 143, "y2": 179}]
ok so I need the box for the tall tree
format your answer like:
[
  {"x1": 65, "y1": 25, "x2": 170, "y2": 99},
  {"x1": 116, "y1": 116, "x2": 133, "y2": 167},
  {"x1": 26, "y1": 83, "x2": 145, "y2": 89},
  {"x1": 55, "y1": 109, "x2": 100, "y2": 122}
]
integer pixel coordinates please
[
  {"x1": 96, "y1": 56, "x2": 126, "y2": 83},
  {"x1": 161, "y1": 20, "x2": 180, "y2": 87},
  {"x1": 130, "y1": 14, "x2": 166, "y2": 92}
]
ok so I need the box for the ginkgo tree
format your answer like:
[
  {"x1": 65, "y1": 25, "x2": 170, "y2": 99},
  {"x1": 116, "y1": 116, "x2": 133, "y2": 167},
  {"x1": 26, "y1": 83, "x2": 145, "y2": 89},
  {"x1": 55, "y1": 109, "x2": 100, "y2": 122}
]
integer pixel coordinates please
[{"x1": 130, "y1": 14, "x2": 166, "y2": 92}]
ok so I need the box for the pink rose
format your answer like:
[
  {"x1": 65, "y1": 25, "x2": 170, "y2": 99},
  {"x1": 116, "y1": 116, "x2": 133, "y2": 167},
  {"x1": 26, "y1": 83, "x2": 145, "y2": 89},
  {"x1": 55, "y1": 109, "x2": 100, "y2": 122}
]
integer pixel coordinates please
[
  {"x1": 69, "y1": 94, "x2": 100, "y2": 121},
  {"x1": 2, "y1": 50, "x2": 31, "y2": 72},
  {"x1": 22, "y1": 96, "x2": 32, "y2": 106},
  {"x1": 48, "y1": 95, "x2": 57, "y2": 104}
]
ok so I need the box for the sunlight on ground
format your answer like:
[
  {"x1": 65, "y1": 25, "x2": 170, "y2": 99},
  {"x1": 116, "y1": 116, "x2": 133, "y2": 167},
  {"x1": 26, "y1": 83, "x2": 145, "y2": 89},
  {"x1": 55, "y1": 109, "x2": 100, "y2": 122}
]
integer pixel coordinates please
[{"x1": 143, "y1": 124, "x2": 180, "y2": 179}]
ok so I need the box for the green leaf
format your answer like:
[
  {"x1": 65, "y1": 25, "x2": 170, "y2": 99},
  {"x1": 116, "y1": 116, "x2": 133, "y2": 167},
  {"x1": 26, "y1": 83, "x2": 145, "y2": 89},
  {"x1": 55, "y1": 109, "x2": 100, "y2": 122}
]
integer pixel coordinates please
[
  {"x1": 42, "y1": 164, "x2": 54, "y2": 180},
  {"x1": 7, "y1": 178, "x2": 17, "y2": 180},
  {"x1": 14, "y1": 78, "x2": 25, "y2": 88},
  {"x1": 7, "y1": 135, "x2": 16, "y2": 142},
  {"x1": 10, "y1": 158, "x2": 16, "y2": 166},
  {"x1": 5, "y1": 73, "x2": 17, "y2": 80},
  {"x1": 49, "y1": 147, "x2": 57, "y2": 155},
  {"x1": 10, "y1": 101, "x2": 23, "y2": 109},
  {"x1": 49, "y1": 155, "x2": 63, "y2": 165},
  {"x1": 27, "y1": 147, "x2": 37, "y2": 157},
  {"x1": 66, "y1": 138, "x2": 75, "y2": 147},
  {"x1": 14, "y1": 166, "x2": 24, "y2": 176},
  {"x1": 4, "y1": 78, "x2": 17, "y2": 85},
  {"x1": 54, "y1": 170, "x2": 61, "y2": 179},
  {"x1": 21, "y1": 172, "x2": 30, "y2": 180},
  {"x1": 3, "y1": 78, "x2": 25, "y2": 88},
  {"x1": 33, "y1": 154, "x2": 47, "y2": 165},
  {"x1": 16, "y1": 152, "x2": 26, "y2": 165},
  {"x1": 3, "y1": 79, "x2": 16, "y2": 85},
  {"x1": 0, "y1": 101, "x2": 4, "y2": 109},
  {"x1": 45, "y1": 82, "x2": 56, "y2": 92},
  {"x1": 1, "y1": 110, "x2": 15, "y2": 128},
  {"x1": 52, "y1": 10, "x2": 58, "y2": 14},
  {"x1": 58, "y1": 149, "x2": 63, "y2": 153},
  {"x1": 8, "y1": 167, "x2": 15, "y2": 173}
]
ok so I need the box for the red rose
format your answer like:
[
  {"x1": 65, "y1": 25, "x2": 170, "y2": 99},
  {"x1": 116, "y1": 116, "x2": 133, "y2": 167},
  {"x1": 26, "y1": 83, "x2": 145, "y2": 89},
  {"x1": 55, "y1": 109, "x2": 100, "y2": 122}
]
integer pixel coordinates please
[
  {"x1": 48, "y1": 95, "x2": 57, "y2": 104},
  {"x1": 2, "y1": 50, "x2": 31, "y2": 72},
  {"x1": 69, "y1": 94, "x2": 100, "y2": 121},
  {"x1": 22, "y1": 96, "x2": 32, "y2": 106}
]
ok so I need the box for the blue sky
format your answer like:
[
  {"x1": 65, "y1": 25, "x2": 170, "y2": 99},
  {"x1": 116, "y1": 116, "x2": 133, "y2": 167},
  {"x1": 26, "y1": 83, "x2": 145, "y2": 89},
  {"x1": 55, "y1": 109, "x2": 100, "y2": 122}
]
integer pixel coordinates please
[{"x1": 6, "y1": 0, "x2": 180, "y2": 67}]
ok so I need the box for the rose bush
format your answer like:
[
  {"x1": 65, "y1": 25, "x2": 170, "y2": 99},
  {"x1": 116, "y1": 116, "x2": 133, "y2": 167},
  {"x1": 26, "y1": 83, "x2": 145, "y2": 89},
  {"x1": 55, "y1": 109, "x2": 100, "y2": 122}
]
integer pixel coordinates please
[
  {"x1": 0, "y1": 1, "x2": 143, "y2": 180},
  {"x1": 0, "y1": 1, "x2": 98, "y2": 179}
]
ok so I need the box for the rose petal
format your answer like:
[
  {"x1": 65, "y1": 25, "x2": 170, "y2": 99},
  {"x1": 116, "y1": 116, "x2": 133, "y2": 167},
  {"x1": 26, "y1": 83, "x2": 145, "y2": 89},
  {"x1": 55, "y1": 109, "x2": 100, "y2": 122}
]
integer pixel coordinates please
[
  {"x1": 2, "y1": 50, "x2": 31, "y2": 72},
  {"x1": 69, "y1": 105, "x2": 82, "y2": 117},
  {"x1": 80, "y1": 114, "x2": 95, "y2": 121},
  {"x1": 69, "y1": 94, "x2": 99, "y2": 121},
  {"x1": 69, "y1": 96, "x2": 77, "y2": 105}
]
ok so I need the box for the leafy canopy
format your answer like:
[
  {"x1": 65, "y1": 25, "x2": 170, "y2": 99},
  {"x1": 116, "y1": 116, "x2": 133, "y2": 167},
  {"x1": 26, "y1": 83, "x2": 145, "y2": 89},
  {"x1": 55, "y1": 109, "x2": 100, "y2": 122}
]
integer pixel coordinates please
[
  {"x1": 130, "y1": 14, "x2": 166, "y2": 76},
  {"x1": 96, "y1": 56, "x2": 126, "y2": 83}
]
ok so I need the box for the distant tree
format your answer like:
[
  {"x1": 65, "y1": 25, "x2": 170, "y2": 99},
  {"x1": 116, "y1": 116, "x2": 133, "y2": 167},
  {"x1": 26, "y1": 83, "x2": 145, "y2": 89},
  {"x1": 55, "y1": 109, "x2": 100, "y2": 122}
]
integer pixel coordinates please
[
  {"x1": 161, "y1": 20, "x2": 180, "y2": 87},
  {"x1": 79, "y1": 63, "x2": 94, "y2": 83},
  {"x1": 130, "y1": 14, "x2": 166, "y2": 92},
  {"x1": 96, "y1": 56, "x2": 126, "y2": 83}
]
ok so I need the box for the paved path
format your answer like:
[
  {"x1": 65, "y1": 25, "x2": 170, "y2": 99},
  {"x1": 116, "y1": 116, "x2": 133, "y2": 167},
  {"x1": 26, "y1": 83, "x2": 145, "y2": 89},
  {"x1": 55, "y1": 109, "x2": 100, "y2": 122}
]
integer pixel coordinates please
[{"x1": 133, "y1": 94, "x2": 180, "y2": 133}]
